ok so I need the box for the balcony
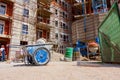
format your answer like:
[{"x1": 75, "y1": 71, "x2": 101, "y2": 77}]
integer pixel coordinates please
[
  {"x1": 0, "y1": 0, "x2": 14, "y2": 20},
  {"x1": 37, "y1": 17, "x2": 52, "y2": 30},
  {"x1": 0, "y1": 34, "x2": 12, "y2": 38},
  {"x1": 38, "y1": 6, "x2": 52, "y2": 18},
  {"x1": 0, "y1": 14, "x2": 12, "y2": 20},
  {"x1": 38, "y1": 0, "x2": 52, "y2": 5}
]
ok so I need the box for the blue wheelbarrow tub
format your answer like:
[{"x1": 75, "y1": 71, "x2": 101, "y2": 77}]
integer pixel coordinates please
[{"x1": 26, "y1": 44, "x2": 53, "y2": 55}]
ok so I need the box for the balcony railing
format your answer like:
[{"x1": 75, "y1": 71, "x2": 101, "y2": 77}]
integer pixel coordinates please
[
  {"x1": 38, "y1": 0, "x2": 52, "y2": 5},
  {"x1": 0, "y1": 14, "x2": 12, "y2": 20},
  {"x1": 37, "y1": 17, "x2": 51, "y2": 30},
  {"x1": 37, "y1": 17, "x2": 50, "y2": 24},
  {"x1": 37, "y1": 6, "x2": 52, "y2": 18}
]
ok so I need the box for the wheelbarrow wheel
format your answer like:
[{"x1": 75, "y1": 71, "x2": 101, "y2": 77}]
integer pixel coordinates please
[
  {"x1": 33, "y1": 47, "x2": 51, "y2": 66},
  {"x1": 27, "y1": 55, "x2": 35, "y2": 64}
]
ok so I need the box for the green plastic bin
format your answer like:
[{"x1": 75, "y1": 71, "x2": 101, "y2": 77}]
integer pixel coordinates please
[{"x1": 65, "y1": 47, "x2": 73, "y2": 61}]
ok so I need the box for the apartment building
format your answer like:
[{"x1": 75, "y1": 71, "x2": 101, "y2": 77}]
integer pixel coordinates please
[
  {"x1": 0, "y1": 0, "x2": 37, "y2": 60},
  {"x1": 50, "y1": 0, "x2": 75, "y2": 53},
  {"x1": 36, "y1": 0, "x2": 52, "y2": 41},
  {"x1": 0, "y1": 0, "x2": 14, "y2": 59}
]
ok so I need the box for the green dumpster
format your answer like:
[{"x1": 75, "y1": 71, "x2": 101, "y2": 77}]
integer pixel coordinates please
[{"x1": 98, "y1": 2, "x2": 120, "y2": 63}]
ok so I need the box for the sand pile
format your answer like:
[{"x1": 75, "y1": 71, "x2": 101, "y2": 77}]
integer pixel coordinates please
[{"x1": 50, "y1": 51, "x2": 64, "y2": 62}]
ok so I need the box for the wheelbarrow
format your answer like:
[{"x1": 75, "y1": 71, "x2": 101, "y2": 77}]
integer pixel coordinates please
[{"x1": 11, "y1": 39, "x2": 53, "y2": 66}]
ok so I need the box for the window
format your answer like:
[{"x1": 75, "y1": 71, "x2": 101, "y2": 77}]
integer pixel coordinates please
[
  {"x1": 0, "y1": 21, "x2": 4, "y2": 34},
  {"x1": 20, "y1": 41, "x2": 28, "y2": 45},
  {"x1": 60, "y1": 34, "x2": 62, "y2": 38},
  {"x1": 62, "y1": 34, "x2": 69, "y2": 42},
  {"x1": 46, "y1": 32, "x2": 49, "y2": 39},
  {"x1": 47, "y1": 19, "x2": 50, "y2": 24},
  {"x1": 65, "y1": 14, "x2": 67, "y2": 18},
  {"x1": 63, "y1": 12, "x2": 65, "y2": 18},
  {"x1": 0, "y1": 3, "x2": 6, "y2": 15},
  {"x1": 0, "y1": 24, "x2": 4, "y2": 34},
  {"x1": 60, "y1": 22, "x2": 62, "y2": 28},
  {"x1": 55, "y1": 33, "x2": 58, "y2": 39},
  {"x1": 55, "y1": 9, "x2": 58, "y2": 15},
  {"x1": 37, "y1": 30, "x2": 42, "y2": 39},
  {"x1": 23, "y1": 9, "x2": 29, "y2": 17},
  {"x1": 63, "y1": 35, "x2": 66, "y2": 41},
  {"x1": 66, "y1": 36, "x2": 69, "y2": 42},
  {"x1": 23, "y1": 0, "x2": 29, "y2": 3},
  {"x1": 63, "y1": 23, "x2": 65, "y2": 29},
  {"x1": 55, "y1": 21, "x2": 58, "y2": 27},
  {"x1": 65, "y1": 4, "x2": 67, "y2": 9},
  {"x1": 62, "y1": 2, "x2": 64, "y2": 7},
  {"x1": 65, "y1": 25, "x2": 68, "y2": 29},
  {"x1": 55, "y1": 0, "x2": 59, "y2": 3},
  {"x1": 60, "y1": 11, "x2": 62, "y2": 17},
  {"x1": 38, "y1": 17, "x2": 43, "y2": 22},
  {"x1": 22, "y1": 24, "x2": 28, "y2": 34}
]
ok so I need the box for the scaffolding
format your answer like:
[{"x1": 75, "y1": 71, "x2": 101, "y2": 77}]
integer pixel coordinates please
[
  {"x1": 50, "y1": 0, "x2": 76, "y2": 54},
  {"x1": 36, "y1": 0, "x2": 53, "y2": 44},
  {"x1": 72, "y1": 0, "x2": 110, "y2": 44}
]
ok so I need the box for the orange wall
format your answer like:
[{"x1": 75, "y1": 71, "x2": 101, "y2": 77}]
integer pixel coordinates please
[
  {"x1": 4, "y1": 20, "x2": 12, "y2": 35},
  {"x1": 42, "y1": 30, "x2": 47, "y2": 39},
  {"x1": 6, "y1": 3, "x2": 13, "y2": 17}
]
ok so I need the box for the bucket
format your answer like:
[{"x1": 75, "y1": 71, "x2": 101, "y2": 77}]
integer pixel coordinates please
[
  {"x1": 73, "y1": 47, "x2": 80, "y2": 61},
  {"x1": 64, "y1": 47, "x2": 73, "y2": 61}
]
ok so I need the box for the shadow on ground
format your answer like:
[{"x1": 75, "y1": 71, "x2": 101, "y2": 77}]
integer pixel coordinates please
[{"x1": 75, "y1": 61, "x2": 120, "y2": 68}]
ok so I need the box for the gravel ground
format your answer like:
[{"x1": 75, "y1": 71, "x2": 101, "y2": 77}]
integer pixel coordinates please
[{"x1": 0, "y1": 61, "x2": 120, "y2": 80}]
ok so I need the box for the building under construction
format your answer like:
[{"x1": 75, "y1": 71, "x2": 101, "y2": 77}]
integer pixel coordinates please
[
  {"x1": 50, "y1": 0, "x2": 76, "y2": 53},
  {"x1": 72, "y1": 0, "x2": 117, "y2": 44},
  {"x1": 0, "y1": 0, "x2": 76, "y2": 60},
  {"x1": 37, "y1": 0, "x2": 52, "y2": 41},
  {"x1": 0, "y1": 0, "x2": 118, "y2": 60}
]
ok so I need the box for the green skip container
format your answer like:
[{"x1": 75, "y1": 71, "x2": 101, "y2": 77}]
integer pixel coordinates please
[
  {"x1": 65, "y1": 47, "x2": 73, "y2": 61},
  {"x1": 98, "y1": 2, "x2": 120, "y2": 63}
]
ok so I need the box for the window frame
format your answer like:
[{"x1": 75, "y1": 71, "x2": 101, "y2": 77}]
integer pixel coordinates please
[
  {"x1": 22, "y1": 24, "x2": 28, "y2": 34},
  {"x1": 55, "y1": 33, "x2": 58, "y2": 39},
  {"x1": 23, "y1": 8, "x2": 29, "y2": 18},
  {"x1": 55, "y1": 20, "x2": 58, "y2": 27},
  {"x1": 55, "y1": 9, "x2": 58, "y2": 15},
  {"x1": 23, "y1": 0, "x2": 30, "y2": 3},
  {"x1": 0, "y1": 3, "x2": 7, "y2": 15},
  {"x1": 46, "y1": 31, "x2": 49, "y2": 39},
  {"x1": 37, "y1": 30, "x2": 43, "y2": 39},
  {"x1": 0, "y1": 20, "x2": 5, "y2": 34},
  {"x1": 60, "y1": 22, "x2": 62, "y2": 28}
]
